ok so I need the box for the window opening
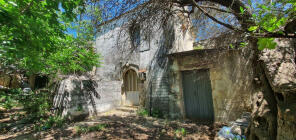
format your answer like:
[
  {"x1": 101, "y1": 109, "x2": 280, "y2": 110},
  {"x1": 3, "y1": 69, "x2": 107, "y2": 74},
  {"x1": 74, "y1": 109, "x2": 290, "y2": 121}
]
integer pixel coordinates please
[{"x1": 130, "y1": 24, "x2": 141, "y2": 48}]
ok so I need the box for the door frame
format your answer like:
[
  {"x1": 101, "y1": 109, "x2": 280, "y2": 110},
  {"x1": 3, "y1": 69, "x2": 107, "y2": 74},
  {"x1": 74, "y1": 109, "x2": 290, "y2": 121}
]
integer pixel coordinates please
[
  {"x1": 179, "y1": 68, "x2": 213, "y2": 120},
  {"x1": 121, "y1": 65, "x2": 140, "y2": 106}
]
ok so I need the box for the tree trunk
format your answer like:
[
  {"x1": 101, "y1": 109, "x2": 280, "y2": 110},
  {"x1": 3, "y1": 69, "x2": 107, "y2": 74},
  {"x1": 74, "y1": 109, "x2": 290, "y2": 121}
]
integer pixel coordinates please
[{"x1": 248, "y1": 38, "x2": 296, "y2": 140}]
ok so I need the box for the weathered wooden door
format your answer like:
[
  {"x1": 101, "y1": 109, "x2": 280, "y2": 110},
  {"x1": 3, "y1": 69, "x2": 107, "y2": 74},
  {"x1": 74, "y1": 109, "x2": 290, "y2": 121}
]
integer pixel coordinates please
[
  {"x1": 123, "y1": 69, "x2": 139, "y2": 106},
  {"x1": 182, "y1": 69, "x2": 214, "y2": 122}
]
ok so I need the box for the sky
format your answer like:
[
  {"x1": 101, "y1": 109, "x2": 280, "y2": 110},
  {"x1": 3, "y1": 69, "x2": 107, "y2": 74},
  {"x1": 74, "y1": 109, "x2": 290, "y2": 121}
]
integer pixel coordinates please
[{"x1": 58, "y1": 3, "x2": 77, "y2": 37}]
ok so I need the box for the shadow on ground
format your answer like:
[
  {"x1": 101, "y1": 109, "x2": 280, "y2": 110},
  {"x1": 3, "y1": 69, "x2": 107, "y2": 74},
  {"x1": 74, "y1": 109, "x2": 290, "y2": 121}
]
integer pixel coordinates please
[{"x1": 1, "y1": 106, "x2": 223, "y2": 140}]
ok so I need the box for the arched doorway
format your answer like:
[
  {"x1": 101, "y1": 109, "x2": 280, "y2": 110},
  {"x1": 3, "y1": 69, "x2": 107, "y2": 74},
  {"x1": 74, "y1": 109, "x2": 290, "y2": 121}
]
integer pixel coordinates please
[{"x1": 123, "y1": 69, "x2": 140, "y2": 106}]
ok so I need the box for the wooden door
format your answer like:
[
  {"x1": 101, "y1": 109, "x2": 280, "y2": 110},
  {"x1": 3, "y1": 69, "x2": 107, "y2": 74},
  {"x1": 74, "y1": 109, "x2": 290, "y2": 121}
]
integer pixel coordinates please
[
  {"x1": 123, "y1": 70, "x2": 139, "y2": 106},
  {"x1": 182, "y1": 69, "x2": 214, "y2": 122}
]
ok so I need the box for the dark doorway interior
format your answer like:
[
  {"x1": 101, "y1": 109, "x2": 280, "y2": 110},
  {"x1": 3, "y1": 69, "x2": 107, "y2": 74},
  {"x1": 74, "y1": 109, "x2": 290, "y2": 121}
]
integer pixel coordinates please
[{"x1": 34, "y1": 75, "x2": 48, "y2": 89}]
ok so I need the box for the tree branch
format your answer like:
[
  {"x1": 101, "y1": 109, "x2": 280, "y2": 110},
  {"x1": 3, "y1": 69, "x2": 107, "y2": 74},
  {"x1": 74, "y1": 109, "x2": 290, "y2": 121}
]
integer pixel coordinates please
[
  {"x1": 253, "y1": 33, "x2": 296, "y2": 38},
  {"x1": 191, "y1": 0, "x2": 243, "y2": 32},
  {"x1": 96, "y1": 1, "x2": 152, "y2": 28},
  {"x1": 21, "y1": 2, "x2": 33, "y2": 14},
  {"x1": 193, "y1": 0, "x2": 254, "y2": 30},
  {"x1": 199, "y1": 5, "x2": 233, "y2": 14}
]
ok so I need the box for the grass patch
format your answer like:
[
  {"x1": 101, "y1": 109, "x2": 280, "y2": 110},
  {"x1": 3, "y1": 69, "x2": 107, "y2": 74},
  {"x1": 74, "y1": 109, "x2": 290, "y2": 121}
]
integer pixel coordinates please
[
  {"x1": 74, "y1": 124, "x2": 107, "y2": 134},
  {"x1": 137, "y1": 108, "x2": 165, "y2": 118},
  {"x1": 34, "y1": 115, "x2": 66, "y2": 131}
]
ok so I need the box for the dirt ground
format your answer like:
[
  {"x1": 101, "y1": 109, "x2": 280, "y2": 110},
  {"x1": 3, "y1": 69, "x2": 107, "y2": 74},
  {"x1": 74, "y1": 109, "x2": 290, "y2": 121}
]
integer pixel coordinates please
[{"x1": 0, "y1": 106, "x2": 224, "y2": 140}]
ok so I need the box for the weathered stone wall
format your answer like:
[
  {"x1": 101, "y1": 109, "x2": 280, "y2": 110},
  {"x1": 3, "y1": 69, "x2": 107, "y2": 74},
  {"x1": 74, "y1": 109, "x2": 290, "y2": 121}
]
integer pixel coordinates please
[
  {"x1": 210, "y1": 51, "x2": 253, "y2": 122},
  {"x1": 94, "y1": 13, "x2": 194, "y2": 115},
  {"x1": 167, "y1": 32, "x2": 255, "y2": 121},
  {"x1": 95, "y1": 19, "x2": 169, "y2": 112},
  {"x1": 94, "y1": 81, "x2": 122, "y2": 112},
  {"x1": 194, "y1": 32, "x2": 245, "y2": 49},
  {"x1": 0, "y1": 72, "x2": 40, "y2": 89},
  {"x1": 149, "y1": 71, "x2": 170, "y2": 116},
  {"x1": 0, "y1": 74, "x2": 12, "y2": 87},
  {"x1": 53, "y1": 76, "x2": 121, "y2": 120},
  {"x1": 0, "y1": 72, "x2": 22, "y2": 88},
  {"x1": 168, "y1": 49, "x2": 254, "y2": 122}
]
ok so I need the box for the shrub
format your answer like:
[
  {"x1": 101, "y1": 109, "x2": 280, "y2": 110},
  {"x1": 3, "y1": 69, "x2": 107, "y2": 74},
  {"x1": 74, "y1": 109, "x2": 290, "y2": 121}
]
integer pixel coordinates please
[
  {"x1": 151, "y1": 108, "x2": 164, "y2": 118},
  {"x1": 0, "y1": 94, "x2": 15, "y2": 109},
  {"x1": 175, "y1": 128, "x2": 187, "y2": 137},
  {"x1": 34, "y1": 115, "x2": 66, "y2": 131},
  {"x1": 0, "y1": 88, "x2": 52, "y2": 119},
  {"x1": 137, "y1": 108, "x2": 164, "y2": 118},
  {"x1": 1, "y1": 88, "x2": 65, "y2": 132},
  {"x1": 44, "y1": 116, "x2": 65, "y2": 128},
  {"x1": 19, "y1": 91, "x2": 52, "y2": 119},
  {"x1": 0, "y1": 89, "x2": 22, "y2": 110},
  {"x1": 137, "y1": 108, "x2": 149, "y2": 117}
]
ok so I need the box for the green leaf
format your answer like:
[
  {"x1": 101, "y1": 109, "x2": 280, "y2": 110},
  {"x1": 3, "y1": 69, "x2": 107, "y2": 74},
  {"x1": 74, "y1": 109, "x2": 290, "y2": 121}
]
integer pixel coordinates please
[
  {"x1": 270, "y1": 17, "x2": 277, "y2": 24},
  {"x1": 248, "y1": 26, "x2": 258, "y2": 32},
  {"x1": 240, "y1": 6, "x2": 245, "y2": 14},
  {"x1": 257, "y1": 38, "x2": 277, "y2": 50},
  {"x1": 248, "y1": 0, "x2": 252, "y2": 5},
  {"x1": 276, "y1": 17, "x2": 287, "y2": 27},
  {"x1": 229, "y1": 44, "x2": 234, "y2": 49},
  {"x1": 240, "y1": 42, "x2": 248, "y2": 47},
  {"x1": 258, "y1": 44, "x2": 265, "y2": 50},
  {"x1": 0, "y1": 0, "x2": 6, "y2": 6},
  {"x1": 261, "y1": 5, "x2": 268, "y2": 10}
]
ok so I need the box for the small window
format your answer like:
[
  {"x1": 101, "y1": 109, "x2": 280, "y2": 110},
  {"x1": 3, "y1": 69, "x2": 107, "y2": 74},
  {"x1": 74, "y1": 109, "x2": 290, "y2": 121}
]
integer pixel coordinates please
[{"x1": 130, "y1": 24, "x2": 141, "y2": 48}]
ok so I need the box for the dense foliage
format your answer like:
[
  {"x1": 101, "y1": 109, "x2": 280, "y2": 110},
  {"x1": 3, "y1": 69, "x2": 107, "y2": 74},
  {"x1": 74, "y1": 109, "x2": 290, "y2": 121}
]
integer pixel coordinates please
[
  {"x1": 0, "y1": 0, "x2": 103, "y2": 132},
  {"x1": 0, "y1": 89, "x2": 66, "y2": 131},
  {"x1": 246, "y1": 0, "x2": 296, "y2": 50},
  {"x1": 0, "y1": 0, "x2": 100, "y2": 75}
]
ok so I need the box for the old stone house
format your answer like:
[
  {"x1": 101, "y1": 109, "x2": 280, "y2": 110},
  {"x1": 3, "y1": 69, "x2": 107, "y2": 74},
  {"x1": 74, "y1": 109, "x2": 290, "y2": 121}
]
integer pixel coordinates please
[
  {"x1": 86, "y1": 11, "x2": 255, "y2": 123},
  {"x1": 93, "y1": 13, "x2": 194, "y2": 114},
  {"x1": 52, "y1": 9, "x2": 259, "y2": 123}
]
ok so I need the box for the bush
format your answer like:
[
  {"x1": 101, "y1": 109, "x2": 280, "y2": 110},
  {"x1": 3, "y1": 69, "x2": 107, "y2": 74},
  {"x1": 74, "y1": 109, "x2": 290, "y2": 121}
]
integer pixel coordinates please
[
  {"x1": 137, "y1": 108, "x2": 149, "y2": 117},
  {"x1": 18, "y1": 91, "x2": 52, "y2": 119},
  {"x1": 0, "y1": 88, "x2": 67, "y2": 132},
  {"x1": 175, "y1": 128, "x2": 187, "y2": 137},
  {"x1": 0, "y1": 94, "x2": 15, "y2": 110},
  {"x1": 0, "y1": 89, "x2": 22, "y2": 110},
  {"x1": 151, "y1": 108, "x2": 164, "y2": 118},
  {"x1": 0, "y1": 89, "x2": 52, "y2": 119},
  {"x1": 34, "y1": 115, "x2": 66, "y2": 131},
  {"x1": 137, "y1": 108, "x2": 164, "y2": 118},
  {"x1": 44, "y1": 116, "x2": 65, "y2": 128}
]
